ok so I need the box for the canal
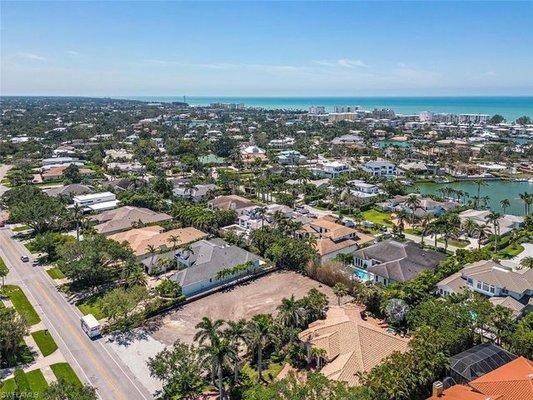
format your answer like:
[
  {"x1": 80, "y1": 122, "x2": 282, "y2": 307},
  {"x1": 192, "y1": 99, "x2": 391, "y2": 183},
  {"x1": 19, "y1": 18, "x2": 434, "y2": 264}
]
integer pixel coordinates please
[{"x1": 413, "y1": 180, "x2": 532, "y2": 216}]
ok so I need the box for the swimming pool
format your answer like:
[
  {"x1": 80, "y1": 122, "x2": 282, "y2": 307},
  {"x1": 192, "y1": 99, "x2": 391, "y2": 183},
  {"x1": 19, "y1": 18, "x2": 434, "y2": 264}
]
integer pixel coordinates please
[{"x1": 354, "y1": 267, "x2": 373, "y2": 282}]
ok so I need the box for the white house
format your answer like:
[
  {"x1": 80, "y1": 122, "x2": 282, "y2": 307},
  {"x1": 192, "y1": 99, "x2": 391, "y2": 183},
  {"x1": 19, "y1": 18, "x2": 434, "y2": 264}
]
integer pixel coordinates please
[
  {"x1": 361, "y1": 161, "x2": 396, "y2": 178},
  {"x1": 73, "y1": 192, "x2": 118, "y2": 212},
  {"x1": 310, "y1": 161, "x2": 352, "y2": 178},
  {"x1": 348, "y1": 180, "x2": 381, "y2": 198}
]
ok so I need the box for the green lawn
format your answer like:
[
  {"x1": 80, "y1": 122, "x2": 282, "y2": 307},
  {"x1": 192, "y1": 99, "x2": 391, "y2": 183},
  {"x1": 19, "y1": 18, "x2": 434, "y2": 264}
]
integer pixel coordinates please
[
  {"x1": 46, "y1": 267, "x2": 66, "y2": 280},
  {"x1": 50, "y1": 363, "x2": 82, "y2": 386},
  {"x1": 25, "y1": 369, "x2": 48, "y2": 393},
  {"x1": 437, "y1": 238, "x2": 470, "y2": 248},
  {"x1": 498, "y1": 243, "x2": 525, "y2": 259},
  {"x1": 362, "y1": 209, "x2": 393, "y2": 227},
  {"x1": 1, "y1": 285, "x2": 41, "y2": 325},
  {"x1": 76, "y1": 293, "x2": 105, "y2": 320},
  {"x1": 0, "y1": 369, "x2": 48, "y2": 396},
  {"x1": 0, "y1": 377, "x2": 17, "y2": 394},
  {"x1": 241, "y1": 361, "x2": 284, "y2": 383},
  {"x1": 31, "y1": 330, "x2": 58, "y2": 357}
]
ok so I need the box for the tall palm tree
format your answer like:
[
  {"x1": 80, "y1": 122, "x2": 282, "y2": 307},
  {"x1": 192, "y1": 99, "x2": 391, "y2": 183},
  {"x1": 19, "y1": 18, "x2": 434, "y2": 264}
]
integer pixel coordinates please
[
  {"x1": 276, "y1": 295, "x2": 306, "y2": 344},
  {"x1": 499, "y1": 198, "x2": 510, "y2": 214},
  {"x1": 519, "y1": 192, "x2": 532, "y2": 215},
  {"x1": 395, "y1": 209, "x2": 410, "y2": 236},
  {"x1": 473, "y1": 179, "x2": 487, "y2": 209},
  {"x1": 441, "y1": 222, "x2": 459, "y2": 252},
  {"x1": 245, "y1": 314, "x2": 277, "y2": 383},
  {"x1": 146, "y1": 244, "x2": 158, "y2": 273},
  {"x1": 462, "y1": 218, "x2": 479, "y2": 238},
  {"x1": 485, "y1": 211, "x2": 502, "y2": 252},
  {"x1": 224, "y1": 319, "x2": 247, "y2": 383},
  {"x1": 72, "y1": 203, "x2": 83, "y2": 241},
  {"x1": 169, "y1": 234, "x2": 181, "y2": 251},
  {"x1": 255, "y1": 207, "x2": 267, "y2": 228},
  {"x1": 419, "y1": 215, "x2": 432, "y2": 245},
  {"x1": 195, "y1": 317, "x2": 225, "y2": 387}
]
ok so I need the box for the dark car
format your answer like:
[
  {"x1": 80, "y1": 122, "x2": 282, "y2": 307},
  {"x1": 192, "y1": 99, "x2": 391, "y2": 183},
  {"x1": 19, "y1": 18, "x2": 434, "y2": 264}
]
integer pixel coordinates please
[{"x1": 20, "y1": 255, "x2": 30, "y2": 262}]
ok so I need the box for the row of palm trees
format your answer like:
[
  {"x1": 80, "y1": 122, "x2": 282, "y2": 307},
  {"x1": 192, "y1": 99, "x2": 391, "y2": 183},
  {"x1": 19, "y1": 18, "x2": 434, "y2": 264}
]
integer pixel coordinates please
[{"x1": 192, "y1": 290, "x2": 328, "y2": 399}]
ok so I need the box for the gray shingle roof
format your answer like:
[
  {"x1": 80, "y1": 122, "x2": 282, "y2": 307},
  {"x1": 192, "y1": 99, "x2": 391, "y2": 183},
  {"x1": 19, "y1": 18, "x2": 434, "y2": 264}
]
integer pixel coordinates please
[{"x1": 171, "y1": 239, "x2": 262, "y2": 288}]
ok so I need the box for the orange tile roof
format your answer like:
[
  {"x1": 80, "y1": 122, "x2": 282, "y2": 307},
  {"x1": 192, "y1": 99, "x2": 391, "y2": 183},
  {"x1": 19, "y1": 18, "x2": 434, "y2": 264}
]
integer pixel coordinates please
[
  {"x1": 298, "y1": 305, "x2": 409, "y2": 386},
  {"x1": 469, "y1": 357, "x2": 533, "y2": 400},
  {"x1": 426, "y1": 384, "x2": 500, "y2": 400}
]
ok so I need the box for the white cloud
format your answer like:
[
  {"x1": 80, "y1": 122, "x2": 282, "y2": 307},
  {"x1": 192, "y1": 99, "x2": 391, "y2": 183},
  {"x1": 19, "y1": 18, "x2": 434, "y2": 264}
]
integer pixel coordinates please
[
  {"x1": 16, "y1": 52, "x2": 46, "y2": 61},
  {"x1": 314, "y1": 58, "x2": 368, "y2": 68},
  {"x1": 67, "y1": 50, "x2": 80, "y2": 56}
]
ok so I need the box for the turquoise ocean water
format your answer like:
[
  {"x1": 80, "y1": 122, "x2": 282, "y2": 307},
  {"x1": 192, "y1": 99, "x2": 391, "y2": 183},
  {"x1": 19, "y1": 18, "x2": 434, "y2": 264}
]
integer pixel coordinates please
[{"x1": 122, "y1": 96, "x2": 533, "y2": 121}]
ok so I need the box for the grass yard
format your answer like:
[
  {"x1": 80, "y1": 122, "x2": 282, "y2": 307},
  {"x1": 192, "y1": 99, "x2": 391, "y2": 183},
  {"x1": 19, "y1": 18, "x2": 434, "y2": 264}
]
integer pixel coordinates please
[
  {"x1": 25, "y1": 369, "x2": 48, "y2": 393},
  {"x1": 76, "y1": 293, "x2": 105, "y2": 320},
  {"x1": 46, "y1": 267, "x2": 65, "y2": 280},
  {"x1": 437, "y1": 238, "x2": 470, "y2": 248},
  {"x1": 498, "y1": 243, "x2": 525, "y2": 259},
  {"x1": 0, "y1": 369, "x2": 48, "y2": 396},
  {"x1": 362, "y1": 208, "x2": 393, "y2": 227},
  {"x1": 50, "y1": 363, "x2": 81, "y2": 387},
  {"x1": 0, "y1": 377, "x2": 17, "y2": 394},
  {"x1": 241, "y1": 361, "x2": 284, "y2": 383},
  {"x1": 31, "y1": 330, "x2": 58, "y2": 357},
  {"x1": 1, "y1": 285, "x2": 41, "y2": 325}
]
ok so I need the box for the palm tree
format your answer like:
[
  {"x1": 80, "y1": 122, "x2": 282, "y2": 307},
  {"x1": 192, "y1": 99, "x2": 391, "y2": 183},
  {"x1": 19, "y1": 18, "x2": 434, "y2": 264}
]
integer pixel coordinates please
[
  {"x1": 519, "y1": 256, "x2": 533, "y2": 270},
  {"x1": 255, "y1": 206, "x2": 267, "y2": 228},
  {"x1": 462, "y1": 218, "x2": 479, "y2": 238},
  {"x1": 72, "y1": 203, "x2": 83, "y2": 241},
  {"x1": 333, "y1": 282, "x2": 348, "y2": 306},
  {"x1": 499, "y1": 198, "x2": 510, "y2": 214},
  {"x1": 277, "y1": 295, "x2": 306, "y2": 344},
  {"x1": 224, "y1": 319, "x2": 247, "y2": 383},
  {"x1": 146, "y1": 244, "x2": 158, "y2": 273},
  {"x1": 441, "y1": 222, "x2": 459, "y2": 252},
  {"x1": 122, "y1": 262, "x2": 147, "y2": 287},
  {"x1": 245, "y1": 314, "x2": 277, "y2": 383},
  {"x1": 484, "y1": 211, "x2": 502, "y2": 252},
  {"x1": 473, "y1": 179, "x2": 487, "y2": 209},
  {"x1": 195, "y1": 317, "x2": 225, "y2": 387},
  {"x1": 519, "y1": 192, "x2": 531, "y2": 215},
  {"x1": 169, "y1": 234, "x2": 181, "y2": 250},
  {"x1": 419, "y1": 215, "x2": 432, "y2": 245},
  {"x1": 395, "y1": 209, "x2": 410, "y2": 236}
]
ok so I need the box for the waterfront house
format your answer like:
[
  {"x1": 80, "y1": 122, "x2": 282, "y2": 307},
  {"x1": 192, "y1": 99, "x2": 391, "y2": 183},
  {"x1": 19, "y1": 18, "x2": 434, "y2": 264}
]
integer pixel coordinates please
[
  {"x1": 458, "y1": 209, "x2": 524, "y2": 236},
  {"x1": 347, "y1": 180, "x2": 381, "y2": 198}
]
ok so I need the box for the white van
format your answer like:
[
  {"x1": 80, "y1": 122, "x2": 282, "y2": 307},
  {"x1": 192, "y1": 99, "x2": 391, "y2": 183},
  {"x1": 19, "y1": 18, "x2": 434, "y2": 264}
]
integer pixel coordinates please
[{"x1": 80, "y1": 314, "x2": 101, "y2": 339}]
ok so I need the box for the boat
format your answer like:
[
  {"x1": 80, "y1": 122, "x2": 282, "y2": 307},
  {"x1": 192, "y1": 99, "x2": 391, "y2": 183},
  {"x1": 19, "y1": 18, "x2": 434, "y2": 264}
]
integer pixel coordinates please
[{"x1": 528, "y1": 178, "x2": 533, "y2": 184}]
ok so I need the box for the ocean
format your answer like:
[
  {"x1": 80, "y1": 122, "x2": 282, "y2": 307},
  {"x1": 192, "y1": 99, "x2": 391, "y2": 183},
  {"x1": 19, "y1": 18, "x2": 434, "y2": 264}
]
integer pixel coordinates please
[{"x1": 121, "y1": 96, "x2": 533, "y2": 121}]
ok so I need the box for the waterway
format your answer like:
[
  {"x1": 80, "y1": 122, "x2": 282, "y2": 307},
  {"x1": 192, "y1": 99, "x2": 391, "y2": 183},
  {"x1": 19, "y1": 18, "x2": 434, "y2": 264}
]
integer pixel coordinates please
[{"x1": 413, "y1": 180, "x2": 532, "y2": 216}]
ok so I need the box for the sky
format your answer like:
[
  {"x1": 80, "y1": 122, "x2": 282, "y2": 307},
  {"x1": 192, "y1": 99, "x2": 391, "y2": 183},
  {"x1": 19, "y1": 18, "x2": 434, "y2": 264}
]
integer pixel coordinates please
[{"x1": 1, "y1": 1, "x2": 533, "y2": 97}]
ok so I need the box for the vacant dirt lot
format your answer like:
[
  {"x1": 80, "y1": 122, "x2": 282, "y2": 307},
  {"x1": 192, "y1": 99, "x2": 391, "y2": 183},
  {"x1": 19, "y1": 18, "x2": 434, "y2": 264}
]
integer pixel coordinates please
[{"x1": 149, "y1": 270, "x2": 341, "y2": 345}]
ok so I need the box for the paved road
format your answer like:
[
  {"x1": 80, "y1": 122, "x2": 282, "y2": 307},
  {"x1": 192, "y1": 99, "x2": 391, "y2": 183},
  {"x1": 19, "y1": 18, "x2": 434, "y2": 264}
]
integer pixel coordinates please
[
  {"x1": 0, "y1": 164, "x2": 11, "y2": 197},
  {"x1": 0, "y1": 228, "x2": 152, "y2": 400}
]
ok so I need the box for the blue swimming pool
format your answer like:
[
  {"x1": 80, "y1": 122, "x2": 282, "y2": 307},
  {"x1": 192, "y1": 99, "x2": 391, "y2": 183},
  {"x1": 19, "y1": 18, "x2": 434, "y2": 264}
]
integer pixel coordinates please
[{"x1": 354, "y1": 267, "x2": 373, "y2": 282}]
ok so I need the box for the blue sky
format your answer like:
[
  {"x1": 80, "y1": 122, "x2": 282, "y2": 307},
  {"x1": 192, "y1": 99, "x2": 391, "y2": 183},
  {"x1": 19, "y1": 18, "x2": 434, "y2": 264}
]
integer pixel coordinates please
[{"x1": 1, "y1": 1, "x2": 532, "y2": 96}]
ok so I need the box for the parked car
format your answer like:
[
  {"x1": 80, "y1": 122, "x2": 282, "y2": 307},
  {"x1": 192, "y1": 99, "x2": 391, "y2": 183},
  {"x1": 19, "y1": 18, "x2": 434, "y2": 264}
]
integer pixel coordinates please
[{"x1": 20, "y1": 255, "x2": 30, "y2": 262}]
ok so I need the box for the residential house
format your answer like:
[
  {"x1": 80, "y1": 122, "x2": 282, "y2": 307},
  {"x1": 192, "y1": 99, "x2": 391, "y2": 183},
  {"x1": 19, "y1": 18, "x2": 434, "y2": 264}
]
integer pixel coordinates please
[
  {"x1": 348, "y1": 180, "x2": 381, "y2": 199},
  {"x1": 171, "y1": 238, "x2": 264, "y2": 296},
  {"x1": 240, "y1": 145, "x2": 267, "y2": 164},
  {"x1": 173, "y1": 183, "x2": 216, "y2": 202},
  {"x1": 72, "y1": 192, "x2": 118, "y2": 212},
  {"x1": 458, "y1": 209, "x2": 524, "y2": 236},
  {"x1": 43, "y1": 184, "x2": 93, "y2": 198},
  {"x1": 352, "y1": 240, "x2": 447, "y2": 285},
  {"x1": 300, "y1": 217, "x2": 374, "y2": 264},
  {"x1": 109, "y1": 225, "x2": 207, "y2": 274},
  {"x1": 41, "y1": 157, "x2": 83, "y2": 170},
  {"x1": 278, "y1": 150, "x2": 307, "y2": 165},
  {"x1": 309, "y1": 161, "x2": 352, "y2": 178},
  {"x1": 298, "y1": 304, "x2": 409, "y2": 386},
  {"x1": 208, "y1": 195, "x2": 256, "y2": 215},
  {"x1": 437, "y1": 260, "x2": 532, "y2": 317},
  {"x1": 41, "y1": 166, "x2": 95, "y2": 182},
  {"x1": 361, "y1": 160, "x2": 397, "y2": 178},
  {"x1": 89, "y1": 206, "x2": 173, "y2": 235}
]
